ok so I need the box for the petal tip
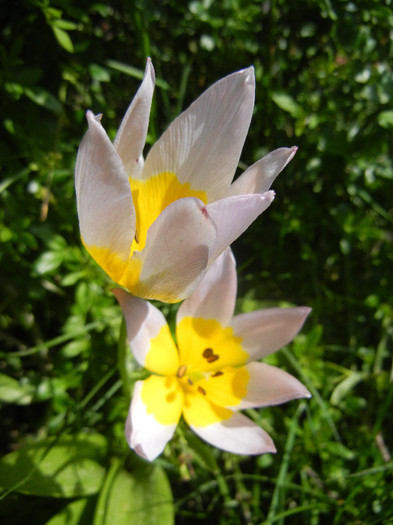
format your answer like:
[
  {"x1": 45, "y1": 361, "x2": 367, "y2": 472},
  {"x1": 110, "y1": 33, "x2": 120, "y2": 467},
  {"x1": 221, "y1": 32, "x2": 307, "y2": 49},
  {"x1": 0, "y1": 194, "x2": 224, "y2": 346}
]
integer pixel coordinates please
[
  {"x1": 86, "y1": 110, "x2": 103, "y2": 126},
  {"x1": 145, "y1": 56, "x2": 156, "y2": 82}
]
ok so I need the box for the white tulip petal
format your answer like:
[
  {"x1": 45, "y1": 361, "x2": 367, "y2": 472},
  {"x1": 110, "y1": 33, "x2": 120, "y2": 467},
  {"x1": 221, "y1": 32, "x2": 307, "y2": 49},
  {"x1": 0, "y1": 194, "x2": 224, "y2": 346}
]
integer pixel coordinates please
[
  {"x1": 231, "y1": 307, "x2": 311, "y2": 360},
  {"x1": 228, "y1": 147, "x2": 298, "y2": 196},
  {"x1": 206, "y1": 192, "x2": 275, "y2": 264},
  {"x1": 143, "y1": 67, "x2": 255, "y2": 201},
  {"x1": 114, "y1": 58, "x2": 155, "y2": 179},
  {"x1": 177, "y1": 248, "x2": 237, "y2": 326},
  {"x1": 126, "y1": 197, "x2": 217, "y2": 303},
  {"x1": 75, "y1": 111, "x2": 135, "y2": 262},
  {"x1": 189, "y1": 411, "x2": 276, "y2": 455},
  {"x1": 113, "y1": 289, "x2": 172, "y2": 369},
  {"x1": 232, "y1": 362, "x2": 311, "y2": 410},
  {"x1": 126, "y1": 381, "x2": 178, "y2": 462}
]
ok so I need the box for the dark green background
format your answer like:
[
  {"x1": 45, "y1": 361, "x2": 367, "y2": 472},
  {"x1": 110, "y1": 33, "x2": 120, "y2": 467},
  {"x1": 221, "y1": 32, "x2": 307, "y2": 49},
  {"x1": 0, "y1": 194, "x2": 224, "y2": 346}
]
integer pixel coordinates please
[{"x1": 1, "y1": 1, "x2": 392, "y2": 523}]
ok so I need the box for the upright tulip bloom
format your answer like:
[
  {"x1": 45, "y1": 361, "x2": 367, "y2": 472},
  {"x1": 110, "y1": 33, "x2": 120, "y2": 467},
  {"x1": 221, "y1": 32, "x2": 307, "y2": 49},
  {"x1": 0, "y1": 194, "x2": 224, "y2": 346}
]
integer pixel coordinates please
[
  {"x1": 114, "y1": 249, "x2": 311, "y2": 461},
  {"x1": 75, "y1": 59, "x2": 297, "y2": 302}
]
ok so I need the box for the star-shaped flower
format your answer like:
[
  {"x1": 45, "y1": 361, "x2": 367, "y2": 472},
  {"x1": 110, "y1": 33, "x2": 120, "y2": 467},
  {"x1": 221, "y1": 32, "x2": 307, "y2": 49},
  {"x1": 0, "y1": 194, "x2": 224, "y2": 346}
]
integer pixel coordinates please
[
  {"x1": 75, "y1": 59, "x2": 297, "y2": 302},
  {"x1": 115, "y1": 249, "x2": 311, "y2": 461}
]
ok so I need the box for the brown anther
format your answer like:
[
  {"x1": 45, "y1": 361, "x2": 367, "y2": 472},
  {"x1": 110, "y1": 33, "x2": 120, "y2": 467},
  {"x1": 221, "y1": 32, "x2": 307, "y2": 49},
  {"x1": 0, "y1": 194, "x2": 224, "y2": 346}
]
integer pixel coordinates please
[
  {"x1": 177, "y1": 365, "x2": 187, "y2": 378},
  {"x1": 188, "y1": 378, "x2": 194, "y2": 386},
  {"x1": 211, "y1": 371, "x2": 223, "y2": 377},
  {"x1": 197, "y1": 386, "x2": 206, "y2": 396},
  {"x1": 202, "y1": 347, "x2": 219, "y2": 363}
]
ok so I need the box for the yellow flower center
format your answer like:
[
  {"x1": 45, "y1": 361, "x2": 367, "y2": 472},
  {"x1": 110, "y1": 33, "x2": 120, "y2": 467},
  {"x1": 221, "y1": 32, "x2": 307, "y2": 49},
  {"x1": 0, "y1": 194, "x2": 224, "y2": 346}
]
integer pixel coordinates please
[{"x1": 140, "y1": 317, "x2": 250, "y2": 427}]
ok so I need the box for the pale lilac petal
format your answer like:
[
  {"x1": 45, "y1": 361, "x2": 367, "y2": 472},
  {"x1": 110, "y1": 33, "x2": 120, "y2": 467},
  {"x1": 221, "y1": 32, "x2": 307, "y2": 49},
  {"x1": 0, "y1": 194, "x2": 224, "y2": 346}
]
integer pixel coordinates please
[
  {"x1": 231, "y1": 307, "x2": 311, "y2": 360},
  {"x1": 228, "y1": 147, "x2": 298, "y2": 196},
  {"x1": 125, "y1": 381, "x2": 179, "y2": 461},
  {"x1": 113, "y1": 289, "x2": 178, "y2": 375},
  {"x1": 123, "y1": 198, "x2": 217, "y2": 303},
  {"x1": 143, "y1": 67, "x2": 255, "y2": 201},
  {"x1": 177, "y1": 248, "x2": 237, "y2": 326},
  {"x1": 205, "y1": 192, "x2": 275, "y2": 264},
  {"x1": 114, "y1": 59, "x2": 155, "y2": 179},
  {"x1": 188, "y1": 411, "x2": 276, "y2": 455},
  {"x1": 232, "y1": 362, "x2": 311, "y2": 410},
  {"x1": 75, "y1": 111, "x2": 135, "y2": 261}
]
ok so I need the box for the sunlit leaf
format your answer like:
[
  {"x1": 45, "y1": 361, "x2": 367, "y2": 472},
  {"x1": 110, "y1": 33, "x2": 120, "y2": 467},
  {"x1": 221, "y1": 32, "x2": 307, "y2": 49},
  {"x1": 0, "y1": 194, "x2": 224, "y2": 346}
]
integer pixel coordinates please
[
  {"x1": 0, "y1": 374, "x2": 35, "y2": 405},
  {"x1": 94, "y1": 462, "x2": 174, "y2": 525},
  {"x1": 0, "y1": 434, "x2": 107, "y2": 497},
  {"x1": 52, "y1": 26, "x2": 74, "y2": 53}
]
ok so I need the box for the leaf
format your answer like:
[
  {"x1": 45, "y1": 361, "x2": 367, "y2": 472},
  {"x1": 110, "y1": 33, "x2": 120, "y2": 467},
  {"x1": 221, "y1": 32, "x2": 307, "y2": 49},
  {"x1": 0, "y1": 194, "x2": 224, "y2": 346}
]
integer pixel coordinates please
[
  {"x1": 377, "y1": 110, "x2": 393, "y2": 129},
  {"x1": 34, "y1": 250, "x2": 65, "y2": 275},
  {"x1": 271, "y1": 92, "x2": 302, "y2": 118},
  {"x1": 0, "y1": 373, "x2": 35, "y2": 405},
  {"x1": 330, "y1": 372, "x2": 364, "y2": 406},
  {"x1": 52, "y1": 26, "x2": 74, "y2": 53},
  {"x1": 45, "y1": 498, "x2": 92, "y2": 525},
  {"x1": 24, "y1": 86, "x2": 63, "y2": 114},
  {"x1": 94, "y1": 461, "x2": 174, "y2": 525},
  {"x1": 0, "y1": 434, "x2": 107, "y2": 497}
]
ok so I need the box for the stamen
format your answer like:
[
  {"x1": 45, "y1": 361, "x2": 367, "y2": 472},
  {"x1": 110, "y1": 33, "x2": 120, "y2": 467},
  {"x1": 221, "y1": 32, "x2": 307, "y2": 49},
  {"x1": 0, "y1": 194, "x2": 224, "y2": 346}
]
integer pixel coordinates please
[
  {"x1": 211, "y1": 371, "x2": 223, "y2": 377},
  {"x1": 177, "y1": 365, "x2": 187, "y2": 378},
  {"x1": 197, "y1": 386, "x2": 206, "y2": 395},
  {"x1": 202, "y1": 348, "x2": 219, "y2": 363},
  {"x1": 188, "y1": 378, "x2": 194, "y2": 386}
]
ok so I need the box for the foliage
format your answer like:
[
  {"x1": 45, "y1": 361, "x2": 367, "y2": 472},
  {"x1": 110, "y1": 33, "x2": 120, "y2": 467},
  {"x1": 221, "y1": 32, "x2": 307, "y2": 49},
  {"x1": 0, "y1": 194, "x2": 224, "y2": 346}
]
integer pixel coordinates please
[{"x1": 1, "y1": 0, "x2": 392, "y2": 523}]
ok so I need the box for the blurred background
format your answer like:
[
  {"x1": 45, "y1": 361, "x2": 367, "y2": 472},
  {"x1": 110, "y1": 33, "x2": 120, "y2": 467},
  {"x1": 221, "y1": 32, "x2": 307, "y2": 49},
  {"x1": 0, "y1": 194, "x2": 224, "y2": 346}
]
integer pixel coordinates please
[{"x1": 1, "y1": 1, "x2": 392, "y2": 523}]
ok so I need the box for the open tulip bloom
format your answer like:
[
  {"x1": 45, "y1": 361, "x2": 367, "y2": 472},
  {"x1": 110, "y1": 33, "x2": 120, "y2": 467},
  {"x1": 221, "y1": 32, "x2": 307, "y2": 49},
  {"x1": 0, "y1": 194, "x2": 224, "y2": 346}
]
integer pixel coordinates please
[
  {"x1": 75, "y1": 59, "x2": 298, "y2": 303},
  {"x1": 114, "y1": 249, "x2": 311, "y2": 461}
]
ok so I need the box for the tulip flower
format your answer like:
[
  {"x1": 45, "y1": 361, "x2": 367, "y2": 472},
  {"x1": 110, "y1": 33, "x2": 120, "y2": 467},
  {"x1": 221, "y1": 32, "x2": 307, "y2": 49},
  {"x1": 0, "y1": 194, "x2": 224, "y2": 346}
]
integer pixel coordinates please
[
  {"x1": 114, "y1": 249, "x2": 311, "y2": 461},
  {"x1": 75, "y1": 59, "x2": 297, "y2": 302}
]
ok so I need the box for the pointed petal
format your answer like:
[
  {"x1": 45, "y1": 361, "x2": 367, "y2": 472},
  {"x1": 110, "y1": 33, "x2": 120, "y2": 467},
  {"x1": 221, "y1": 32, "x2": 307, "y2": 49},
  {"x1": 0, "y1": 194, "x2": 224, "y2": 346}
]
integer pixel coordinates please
[
  {"x1": 120, "y1": 197, "x2": 217, "y2": 303},
  {"x1": 114, "y1": 58, "x2": 155, "y2": 179},
  {"x1": 177, "y1": 248, "x2": 237, "y2": 326},
  {"x1": 228, "y1": 147, "x2": 298, "y2": 196},
  {"x1": 143, "y1": 67, "x2": 255, "y2": 201},
  {"x1": 230, "y1": 307, "x2": 311, "y2": 360},
  {"x1": 126, "y1": 378, "x2": 183, "y2": 461},
  {"x1": 188, "y1": 409, "x2": 276, "y2": 455},
  {"x1": 113, "y1": 289, "x2": 179, "y2": 375},
  {"x1": 206, "y1": 192, "x2": 275, "y2": 264},
  {"x1": 75, "y1": 111, "x2": 135, "y2": 276},
  {"x1": 232, "y1": 362, "x2": 311, "y2": 410}
]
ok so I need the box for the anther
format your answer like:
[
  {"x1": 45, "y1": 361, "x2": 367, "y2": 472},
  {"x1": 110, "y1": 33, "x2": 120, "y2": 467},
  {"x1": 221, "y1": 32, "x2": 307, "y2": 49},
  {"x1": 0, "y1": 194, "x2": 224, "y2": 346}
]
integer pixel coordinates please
[
  {"x1": 202, "y1": 348, "x2": 219, "y2": 363},
  {"x1": 177, "y1": 365, "x2": 187, "y2": 378},
  {"x1": 197, "y1": 386, "x2": 206, "y2": 396}
]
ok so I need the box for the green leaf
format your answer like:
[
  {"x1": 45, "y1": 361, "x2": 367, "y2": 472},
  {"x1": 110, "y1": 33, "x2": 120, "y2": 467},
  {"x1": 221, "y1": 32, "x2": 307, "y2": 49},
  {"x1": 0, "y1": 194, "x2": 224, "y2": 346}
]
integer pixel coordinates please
[
  {"x1": 377, "y1": 110, "x2": 393, "y2": 129},
  {"x1": 94, "y1": 461, "x2": 174, "y2": 525},
  {"x1": 0, "y1": 434, "x2": 107, "y2": 497},
  {"x1": 271, "y1": 92, "x2": 302, "y2": 118},
  {"x1": 24, "y1": 86, "x2": 63, "y2": 114},
  {"x1": 34, "y1": 250, "x2": 65, "y2": 275},
  {"x1": 89, "y1": 64, "x2": 111, "y2": 82},
  {"x1": 0, "y1": 373, "x2": 35, "y2": 405},
  {"x1": 330, "y1": 372, "x2": 364, "y2": 406},
  {"x1": 52, "y1": 26, "x2": 74, "y2": 53},
  {"x1": 45, "y1": 498, "x2": 91, "y2": 525}
]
